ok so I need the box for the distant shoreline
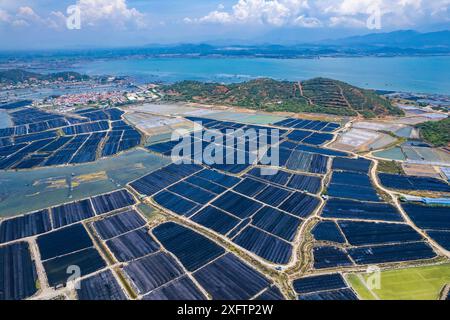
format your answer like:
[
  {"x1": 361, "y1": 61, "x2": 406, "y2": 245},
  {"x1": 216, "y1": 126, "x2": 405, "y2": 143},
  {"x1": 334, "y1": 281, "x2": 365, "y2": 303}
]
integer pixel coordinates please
[
  {"x1": 2, "y1": 51, "x2": 450, "y2": 60},
  {"x1": 1, "y1": 55, "x2": 450, "y2": 95}
]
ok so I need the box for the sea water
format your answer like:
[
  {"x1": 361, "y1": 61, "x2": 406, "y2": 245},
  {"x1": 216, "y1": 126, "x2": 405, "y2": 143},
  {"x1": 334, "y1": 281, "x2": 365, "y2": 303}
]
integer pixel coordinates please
[{"x1": 74, "y1": 56, "x2": 450, "y2": 95}]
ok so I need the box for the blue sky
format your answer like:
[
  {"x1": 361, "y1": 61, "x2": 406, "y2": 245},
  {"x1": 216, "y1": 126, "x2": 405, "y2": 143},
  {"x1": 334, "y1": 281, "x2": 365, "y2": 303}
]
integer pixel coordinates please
[{"x1": 0, "y1": 0, "x2": 449, "y2": 49}]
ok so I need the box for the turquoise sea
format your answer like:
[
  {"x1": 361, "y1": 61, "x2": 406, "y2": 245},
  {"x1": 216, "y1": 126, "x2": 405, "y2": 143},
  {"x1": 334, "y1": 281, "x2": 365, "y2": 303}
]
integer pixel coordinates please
[{"x1": 74, "y1": 56, "x2": 450, "y2": 95}]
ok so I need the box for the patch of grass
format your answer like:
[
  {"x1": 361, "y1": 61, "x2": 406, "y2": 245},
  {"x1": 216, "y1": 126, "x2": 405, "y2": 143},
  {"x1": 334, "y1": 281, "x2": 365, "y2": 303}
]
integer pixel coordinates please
[
  {"x1": 377, "y1": 160, "x2": 405, "y2": 174},
  {"x1": 114, "y1": 268, "x2": 137, "y2": 299},
  {"x1": 346, "y1": 274, "x2": 377, "y2": 300},
  {"x1": 35, "y1": 279, "x2": 41, "y2": 291},
  {"x1": 347, "y1": 263, "x2": 450, "y2": 300},
  {"x1": 137, "y1": 203, "x2": 161, "y2": 221}
]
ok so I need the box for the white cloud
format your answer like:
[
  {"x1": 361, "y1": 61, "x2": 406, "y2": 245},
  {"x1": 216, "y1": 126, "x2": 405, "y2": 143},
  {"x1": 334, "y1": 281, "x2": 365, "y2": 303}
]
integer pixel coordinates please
[
  {"x1": 17, "y1": 6, "x2": 55, "y2": 27},
  {"x1": 329, "y1": 16, "x2": 366, "y2": 28},
  {"x1": 11, "y1": 19, "x2": 29, "y2": 27},
  {"x1": 0, "y1": 0, "x2": 147, "y2": 30},
  {"x1": 48, "y1": 11, "x2": 67, "y2": 29},
  {"x1": 17, "y1": 6, "x2": 41, "y2": 21},
  {"x1": 326, "y1": 0, "x2": 380, "y2": 15},
  {"x1": 307, "y1": 0, "x2": 450, "y2": 27},
  {"x1": 75, "y1": 0, "x2": 146, "y2": 29},
  {"x1": 0, "y1": 6, "x2": 47, "y2": 28},
  {"x1": 294, "y1": 15, "x2": 322, "y2": 28},
  {"x1": 199, "y1": 11, "x2": 233, "y2": 24},
  {"x1": 0, "y1": 9, "x2": 12, "y2": 23},
  {"x1": 185, "y1": 0, "x2": 450, "y2": 29},
  {"x1": 9, "y1": 6, "x2": 68, "y2": 30},
  {"x1": 185, "y1": 0, "x2": 310, "y2": 27}
]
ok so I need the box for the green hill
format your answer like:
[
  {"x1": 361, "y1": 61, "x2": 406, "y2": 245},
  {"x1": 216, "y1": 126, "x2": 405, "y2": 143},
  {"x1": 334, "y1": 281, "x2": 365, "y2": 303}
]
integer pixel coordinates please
[
  {"x1": 0, "y1": 69, "x2": 89, "y2": 84},
  {"x1": 417, "y1": 118, "x2": 450, "y2": 147},
  {"x1": 0, "y1": 69, "x2": 41, "y2": 84},
  {"x1": 162, "y1": 78, "x2": 402, "y2": 118}
]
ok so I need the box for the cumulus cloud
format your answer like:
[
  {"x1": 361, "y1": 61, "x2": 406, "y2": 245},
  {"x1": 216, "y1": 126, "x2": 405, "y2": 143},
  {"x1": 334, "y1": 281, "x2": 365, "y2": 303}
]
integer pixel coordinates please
[
  {"x1": 186, "y1": 0, "x2": 309, "y2": 26},
  {"x1": 74, "y1": 0, "x2": 146, "y2": 29},
  {"x1": 11, "y1": 19, "x2": 29, "y2": 27},
  {"x1": 0, "y1": 0, "x2": 147, "y2": 30},
  {"x1": 0, "y1": 6, "x2": 44, "y2": 28},
  {"x1": 199, "y1": 10, "x2": 233, "y2": 24},
  {"x1": 329, "y1": 16, "x2": 366, "y2": 28},
  {"x1": 0, "y1": 9, "x2": 12, "y2": 23},
  {"x1": 17, "y1": 6, "x2": 41, "y2": 21},
  {"x1": 294, "y1": 15, "x2": 322, "y2": 28},
  {"x1": 184, "y1": 0, "x2": 450, "y2": 29}
]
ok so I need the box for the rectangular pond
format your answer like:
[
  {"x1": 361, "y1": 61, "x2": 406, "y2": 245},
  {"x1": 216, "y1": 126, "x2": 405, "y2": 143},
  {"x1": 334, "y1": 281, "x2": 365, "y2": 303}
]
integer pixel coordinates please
[{"x1": 0, "y1": 149, "x2": 169, "y2": 217}]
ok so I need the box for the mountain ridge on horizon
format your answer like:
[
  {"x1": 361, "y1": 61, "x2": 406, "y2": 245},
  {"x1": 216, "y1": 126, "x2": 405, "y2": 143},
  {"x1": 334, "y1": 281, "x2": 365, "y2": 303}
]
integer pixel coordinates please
[
  {"x1": 141, "y1": 29, "x2": 450, "y2": 48},
  {"x1": 1, "y1": 29, "x2": 449, "y2": 57},
  {"x1": 318, "y1": 30, "x2": 450, "y2": 48}
]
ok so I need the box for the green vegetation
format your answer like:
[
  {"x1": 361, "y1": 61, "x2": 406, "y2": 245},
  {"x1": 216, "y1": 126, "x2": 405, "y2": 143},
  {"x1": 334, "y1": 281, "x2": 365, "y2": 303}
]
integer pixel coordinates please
[
  {"x1": 346, "y1": 275, "x2": 377, "y2": 300},
  {"x1": 347, "y1": 263, "x2": 450, "y2": 300},
  {"x1": 114, "y1": 268, "x2": 138, "y2": 299},
  {"x1": 162, "y1": 78, "x2": 403, "y2": 118},
  {"x1": 302, "y1": 78, "x2": 403, "y2": 118},
  {"x1": 417, "y1": 118, "x2": 450, "y2": 147},
  {"x1": 136, "y1": 203, "x2": 161, "y2": 221},
  {"x1": 0, "y1": 69, "x2": 89, "y2": 84},
  {"x1": 35, "y1": 280, "x2": 41, "y2": 291},
  {"x1": 377, "y1": 160, "x2": 405, "y2": 174}
]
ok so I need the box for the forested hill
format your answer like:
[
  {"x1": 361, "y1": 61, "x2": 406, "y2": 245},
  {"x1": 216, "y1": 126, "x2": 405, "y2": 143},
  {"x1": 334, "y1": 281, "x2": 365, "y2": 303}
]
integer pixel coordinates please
[
  {"x1": 0, "y1": 69, "x2": 89, "y2": 84},
  {"x1": 417, "y1": 118, "x2": 450, "y2": 147},
  {"x1": 162, "y1": 78, "x2": 403, "y2": 118}
]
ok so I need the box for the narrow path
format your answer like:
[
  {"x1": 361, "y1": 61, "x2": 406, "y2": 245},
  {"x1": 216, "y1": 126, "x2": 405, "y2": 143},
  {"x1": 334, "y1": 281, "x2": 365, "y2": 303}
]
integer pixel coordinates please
[
  {"x1": 298, "y1": 81, "x2": 313, "y2": 106},
  {"x1": 369, "y1": 158, "x2": 450, "y2": 259},
  {"x1": 337, "y1": 84, "x2": 361, "y2": 118}
]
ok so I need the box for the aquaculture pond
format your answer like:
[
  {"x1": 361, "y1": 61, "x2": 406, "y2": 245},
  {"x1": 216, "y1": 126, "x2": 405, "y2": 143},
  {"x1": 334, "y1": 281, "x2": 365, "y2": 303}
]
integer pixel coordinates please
[{"x1": 0, "y1": 149, "x2": 169, "y2": 217}]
